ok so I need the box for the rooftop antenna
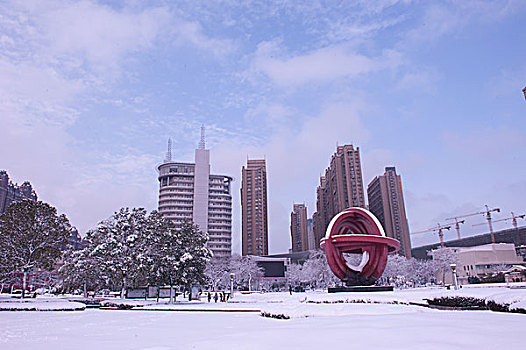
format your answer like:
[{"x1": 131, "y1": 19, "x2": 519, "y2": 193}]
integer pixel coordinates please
[
  {"x1": 165, "y1": 138, "x2": 172, "y2": 162},
  {"x1": 198, "y1": 125, "x2": 206, "y2": 149}
]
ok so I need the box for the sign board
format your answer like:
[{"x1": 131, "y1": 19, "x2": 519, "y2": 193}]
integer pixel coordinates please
[
  {"x1": 159, "y1": 288, "x2": 173, "y2": 298},
  {"x1": 126, "y1": 288, "x2": 147, "y2": 299},
  {"x1": 191, "y1": 285, "x2": 200, "y2": 300}
]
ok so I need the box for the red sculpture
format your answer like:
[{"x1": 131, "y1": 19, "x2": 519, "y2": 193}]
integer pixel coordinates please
[{"x1": 320, "y1": 207, "x2": 400, "y2": 286}]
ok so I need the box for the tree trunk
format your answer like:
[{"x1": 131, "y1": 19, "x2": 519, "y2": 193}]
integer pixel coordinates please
[
  {"x1": 83, "y1": 280, "x2": 87, "y2": 298},
  {"x1": 121, "y1": 275, "x2": 127, "y2": 299},
  {"x1": 169, "y1": 285, "x2": 174, "y2": 304},
  {"x1": 22, "y1": 270, "x2": 28, "y2": 299}
]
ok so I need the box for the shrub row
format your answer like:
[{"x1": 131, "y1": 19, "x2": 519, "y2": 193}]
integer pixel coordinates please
[
  {"x1": 306, "y1": 299, "x2": 406, "y2": 305},
  {"x1": 427, "y1": 296, "x2": 526, "y2": 314},
  {"x1": 260, "y1": 311, "x2": 290, "y2": 320}
]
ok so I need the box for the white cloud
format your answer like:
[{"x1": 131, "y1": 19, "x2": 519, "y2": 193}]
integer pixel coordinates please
[
  {"x1": 29, "y1": 1, "x2": 169, "y2": 71},
  {"x1": 249, "y1": 41, "x2": 402, "y2": 87},
  {"x1": 404, "y1": 1, "x2": 523, "y2": 43},
  {"x1": 396, "y1": 68, "x2": 440, "y2": 93},
  {"x1": 172, "y1": 20, "x2": 235, "y2": 58}
]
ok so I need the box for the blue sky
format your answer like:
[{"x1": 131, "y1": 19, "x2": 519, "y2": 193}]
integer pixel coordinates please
[{"x1": 1, "y1": 0, "x2": 525, "y2": 254}]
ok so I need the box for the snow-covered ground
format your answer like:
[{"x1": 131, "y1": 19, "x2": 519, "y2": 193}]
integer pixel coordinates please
[
  {"x1": 0, "y1": 296, "x2": 85, "y2": 311},
  {"x1": 0, "y1": 286, "x2": 525, "y2": 349}
]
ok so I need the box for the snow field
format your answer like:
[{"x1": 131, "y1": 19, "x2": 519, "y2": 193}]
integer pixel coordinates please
[
  {"x1": 0, "y1": 296, "x2": 86, "y2": 311},
  {"x1": 0, "y1": 306, "x2": 524, "y2": 350}
]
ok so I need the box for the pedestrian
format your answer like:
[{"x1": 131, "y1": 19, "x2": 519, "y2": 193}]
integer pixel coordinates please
[
  {"x1": 207, "y1": 292, "x2": 211, "y2": 303},
  {"x1": 289, "y1": 285, "x2": 293, "y2": 295},
  {"x1": 214, "y1": 292, "x2": 218, "y2": 303}
]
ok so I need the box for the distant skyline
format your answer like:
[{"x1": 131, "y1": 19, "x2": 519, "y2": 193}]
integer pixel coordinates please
[{"x1": 1, "y1": 1, "x2": 525, "y2": 254}]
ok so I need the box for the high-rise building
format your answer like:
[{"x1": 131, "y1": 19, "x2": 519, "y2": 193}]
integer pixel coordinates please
[
  {"x1": 157, "y1": 128, "x2": 233, "y2": 258},
  {"x1": 306, "y1": 218, "x2": 315, "y2": 250},
  {"x1": 313, "y1": 145, "x2": 365, "y2": 247},
  {"x1": 290, "y1": 204, "x2": 309, "y2": 253},
  {"x1": 241, "y1": 159, "x2": 268, "y2": 256},
  {"x1": 367, "y1": 167, "x2": 412, "y2": 257},
  {"x1": 0, "y1": 170, "x2": 37, "y2": 214}
]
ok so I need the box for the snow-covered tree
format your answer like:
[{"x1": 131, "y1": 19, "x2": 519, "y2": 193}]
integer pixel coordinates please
[
  {"x1": 286, "y1": 250, "x2": 338, "y2": 290},
  {"x1": 174, "y1": 220, "x2": 211, "y2": 287},
  {"x1": 86, "y1": 208, "x2": 152, "y2": 298},
  {"x1": 429, "y1": 247, "x2": 458, "y2": 284},
  {"x1": 300, "y1": 250, "x2": 338, "y2": 289},
  {"x1": 229, "y1": 255, "x2": 263, "y2": 291},
  {"x1": 205, "y1": 257, "x2": 230, "y2": 291},
  {"x1": 286, "y1": 262, "x2": 303, "y2": 287},
  {"x1": 380, "y1": 255, "x2": 438, "y2": 287},
  {"x1": 59, "y1": 248, "x2": 103, "y2": 297},
  {"x1": 0, "y1": 200, "x2": 71, "y2": 297},
  {"x1": 147, "y1": 213, "x2": 202, "y2": 303},
  {"x1": 82, "y1": 209, "x2": 211, "y2": 300}
]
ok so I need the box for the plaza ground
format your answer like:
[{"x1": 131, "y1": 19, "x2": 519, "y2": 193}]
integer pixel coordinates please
[{"x1": 1, "y1": 286, "x2": 525, "y2": 349}]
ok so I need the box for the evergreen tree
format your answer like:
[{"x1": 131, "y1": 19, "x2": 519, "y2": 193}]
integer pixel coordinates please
[
  {"x1": 87, "y1": 207, "x2": 152, "y2": 298},
  {"x1": 148, "y1": 211, "x2": 182, "y2": 303},
  {"x1": 175, "y1": 220, "x2": 211, "y2": 287},
  {"x1": 0, "y1": 200, "x2": 71, "y2": 297},
  {"x1": 59, "y1": 248, "x2": 103, "y2": 297}
]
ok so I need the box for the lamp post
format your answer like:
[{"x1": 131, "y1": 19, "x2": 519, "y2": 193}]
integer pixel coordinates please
[
  {"x1": 229, "y1": 273, "x2": 235, "y2": 299},
  {"x1": 450, "y1": 264, "x2": 459, "y2": 290}
]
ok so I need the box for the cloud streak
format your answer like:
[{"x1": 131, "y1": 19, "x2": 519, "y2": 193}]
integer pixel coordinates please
[{"x1": 250, "y1": 41, "x2": 402, "y2": 87}]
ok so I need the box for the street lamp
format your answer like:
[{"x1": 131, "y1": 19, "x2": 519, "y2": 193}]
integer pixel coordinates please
[
  {"x1": 450, "y1": 264, "x2": 459, "y2": 290},
  {"x1": 229, "y1": 273, "x2": 235, "y2": 299}
]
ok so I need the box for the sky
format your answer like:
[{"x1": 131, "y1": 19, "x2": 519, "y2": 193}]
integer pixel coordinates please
[{"x1": 1, "y1": 0, "x2": 525, "y2": 254}]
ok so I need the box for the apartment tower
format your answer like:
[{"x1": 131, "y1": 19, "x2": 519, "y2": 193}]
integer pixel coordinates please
[
  {"x1": 157, "y1": 128, "x2": 233, "y2": 257},
  {"x1": 241, "y1": 159, "x2": 268, "y2": 256},
  {"x1": 313, "y1": 144, "x2": 365, "y2": 247},
  {"x1": 290, "y1": 204, "x2": 309, "y2": 253},
  {"x1": 367, "y1": 167, "x2": 412, "y2": 257},
  {"x1": 0, "y1": 170, "x2": 37, "y2": 215}
]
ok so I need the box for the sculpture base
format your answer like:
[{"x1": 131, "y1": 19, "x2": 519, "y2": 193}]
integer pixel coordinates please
[{"x1": 328, "y1": 286, "x2": 394, "y2": 293}]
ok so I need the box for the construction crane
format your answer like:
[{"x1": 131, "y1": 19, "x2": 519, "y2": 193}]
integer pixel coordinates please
[
  {"x1": 446, "y1": 205, "x2": 500, "y2": 243},
  {"x1": 412, "y1": 223, "x2": 452, "y2": 248},
  {"x1": 474, "y1": 212, "x2": 525, "y2": 230},
  {"x1": 444, "y1": 217, "x2": 465, "y2": 240}
]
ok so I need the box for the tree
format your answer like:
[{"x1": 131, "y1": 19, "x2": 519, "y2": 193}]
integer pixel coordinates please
[
  {"x1": 174, "y1": 220, "x2": 211, "y2": 287},
  {"x1": 229, "y1": 255, "x2": 263, "y2": 291},
  {"x1": 83, "y1": 209, "x2": 211, "y2": 301},
  {"x1": 205, "y1": 257, "x2": 230, "y2": 291},
  {"x1": 0, "y1": 200, "x2": 71, "y2": 297},
  {"x1": 59, "y1": 248, "x2": 103, "y2": 297},
  {"x1": 300, "y1": 250, "x2": 339, "y2": 289},
  {"x1": 86, "y1": 207, "x2": 152, "y2": 298},
  {"x1": 286, "y1": 262, "x2": 303, "y2": 287},
  {"x1": 148, "y1": 212, "x2": 191, "y2": 303},
  {"x1": 380, "y1": 255, "x2": 438, "y2": 288},
  {"x1": 428, "y1": 247, "x2": 459, "y2": 285}
]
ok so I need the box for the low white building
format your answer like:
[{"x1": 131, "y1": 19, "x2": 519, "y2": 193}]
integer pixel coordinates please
[{"x1": 439, "y1": 243, "x2": 524, "y2": 285}]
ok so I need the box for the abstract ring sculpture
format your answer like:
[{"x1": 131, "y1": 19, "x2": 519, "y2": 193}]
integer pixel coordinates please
[{"x1": 320, "y1": 207, "x2": 400, "y2": 286}]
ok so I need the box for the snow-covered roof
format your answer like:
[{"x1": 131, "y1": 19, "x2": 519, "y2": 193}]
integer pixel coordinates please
[{"x1": 456, "y1": 243, "x2": 516, "y2": 252}]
